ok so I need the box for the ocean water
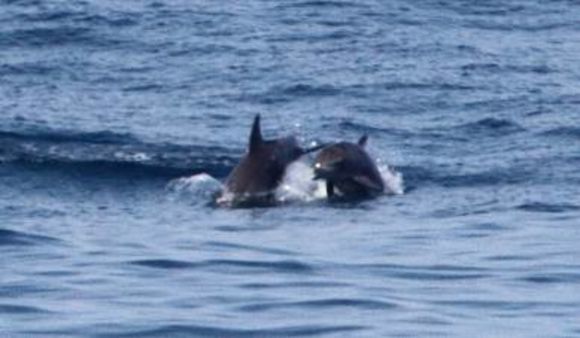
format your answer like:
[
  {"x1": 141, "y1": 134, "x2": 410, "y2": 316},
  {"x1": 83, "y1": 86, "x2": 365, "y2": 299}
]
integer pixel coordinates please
[{"x1": 2, "y1": 0, "x2": 580, "y2": 337}]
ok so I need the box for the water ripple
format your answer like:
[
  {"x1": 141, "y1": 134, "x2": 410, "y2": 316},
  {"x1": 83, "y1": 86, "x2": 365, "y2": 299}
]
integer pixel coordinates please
[
  {"x1": 0, "y1": 304, "x2": 51, "y2": 314},
  {"x1": 0, "y1": 228, "x2": 60, "y2": 247},
  {"x1": 203, "y1": 240, "x2": 297, "y2": 256},
  {"x1": 96, "y1": 324, "x2": 366, "y2": 338},
  {"x1": 359, "y1": 263, "x2": 490, "y2": 281},
  {"x1": 453, "y1": 118, "x2": 525, "y2": 136},
  {"x1": 400, "y1": 165, "x2": 533, "y2": 188},
  {"x1": 238, "y1": 281, "x2": 348, "y2": 290},
  {"x1": 240, "y1": 83, "x2": 341, "y2": 104},
  {"x1": 0, "y1": 128, "x2": 237, "y2": 178},
  {"x1": 519, "y1": 273, "x2": 580, "y2": 284},
  {"x1": 206, "y1": 259, "x2": 314, "y2": 273},
  {"x1": 238, "y1": 298, "x2": 398, "y2": 312},
  {"x1": 517, "y1": 202, "x2": 580, "y2": 213},
  {"x1": 276, "y1": 1, "x2": 368, "y2": 10},
  {"x1": 129, "y1": 258, "x2": 314, "y2": 274},
  {"x1": 541, "y1": 126, "x2": 580, "y2": 140},
  {"x1": 129, "y1": 259, "x2": 197, "y2": 270},
  {"x1": 431, "y1": 300, "x2": 543, "y2": 311}
]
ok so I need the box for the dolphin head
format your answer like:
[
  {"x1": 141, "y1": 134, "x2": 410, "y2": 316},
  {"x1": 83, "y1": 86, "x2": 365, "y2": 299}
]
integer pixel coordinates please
[
  {"x1": 313, "y1": 144, "x2": 348, "y2": 180},
  {"x1": 313, "y1": 135, "x2": 369, "y2": 181}
]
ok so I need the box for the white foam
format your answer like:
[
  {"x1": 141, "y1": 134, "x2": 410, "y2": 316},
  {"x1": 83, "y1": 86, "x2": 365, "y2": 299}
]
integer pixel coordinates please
[
  {"x1": 166, "y1": 173, "x2": 223, "y2": 201},
  {"x1": 276, "y1": 160, "x2": 326, "y2": 202},
  {"x1": 379, "y1": 165, "x2": 405, "y2": 195},
  {"x1": 113, "y1": 151, "x2": 151, "y2": 162}
]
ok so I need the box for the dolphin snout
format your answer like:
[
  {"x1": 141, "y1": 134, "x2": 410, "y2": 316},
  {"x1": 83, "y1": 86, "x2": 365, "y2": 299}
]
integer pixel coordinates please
[{"x1": 313, "y1": 162, "x2": 334, "y2": 180}]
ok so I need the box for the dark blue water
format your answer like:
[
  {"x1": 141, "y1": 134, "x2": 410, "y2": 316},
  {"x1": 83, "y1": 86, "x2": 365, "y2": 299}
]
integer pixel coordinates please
[{"x1": 2, "y1": 0, "x2": 580, "y2": 337}]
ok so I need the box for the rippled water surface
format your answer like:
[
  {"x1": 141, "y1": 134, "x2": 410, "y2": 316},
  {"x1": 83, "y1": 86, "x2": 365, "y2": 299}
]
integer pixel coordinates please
[{"x1": 2, "y1": 0, "x2": 580, "y2": 337}]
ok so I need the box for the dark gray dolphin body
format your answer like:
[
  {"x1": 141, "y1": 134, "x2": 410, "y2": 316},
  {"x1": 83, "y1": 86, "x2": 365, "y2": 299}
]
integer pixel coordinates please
[
  {"x1": 313, "y1": 135, "x2": 384, "y2": 199},
  {"x1": 220, "y1": 114, "x2": 322, "y2": 206}
]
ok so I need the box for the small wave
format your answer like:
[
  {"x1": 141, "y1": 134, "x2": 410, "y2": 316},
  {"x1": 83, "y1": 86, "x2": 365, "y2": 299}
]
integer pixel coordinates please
[
  {"x1": 122, "y1": 84, "x2": 164, "y2": 93},
  {"x1": 206, "y1": 259, "x2": 313, "y2": 273},
  {"x1": 541, "y1": 127, "x2": 580, "y2": 140},
  {"x1": 282, "y1": 84, "x2": 341, "y2": 97},
  {"x1": 97, "y1": 324, "x2": 366, "y2": 338},
  {"x1": 16, "y1": 10, "x2": 77, "y2": 22},
  {"x1": 0, "y1": 283, "x2": 60, "y2": 299},
  {"x1": 461, "y1": 63, "x2": 501, "y2": 72},
  {"x1": 73, "y1": 14, "x2": 140, "y2": 28},
  {"x1": 0, "y1": 63, "x2": 57, "y2": 76},
  {"x1": 0, "y1": 128, "x2": 237, "y2": 179},
  {"x1": 338, "y1": 121, "x2": 415, "y2": 138},
  {"x1": 9, "y1": 159, "x2": 197, "y2": 180},
  {"x1": 129, "y1": 258, "x2": 313, "y2": 273},
  {"x1": 519, "y1": 273, "x2": 580, "y2": 284},
  {"x1": 450, "y1": 223, "x2": 513, "y2": 239},
  {"x1": 12, "y1": 7, "x2": 139, "y2": 27},
  {"x1": 430, "y1": 300, "x2": 541, "y2": 311},
  {"x1": 166, "y1": 173, "x2": 223, "y2": 201},
  {"x1": 203, "y1": 241, "x2": 297, "y2": 256},
  {"x1": 238, "y1": 281, "x2": 348, "y2": 290},
  {"x1": 239, "y1": 84, "x2": 341, "y2": 104},
  {"x1": 485, "y1": 255, "x2": 534, "y2": 262},
  {"x1": 238, "y1": 298, "x2": 398, "y2": 312},
  {"x1": 440, "y1": 168, "x2": 532, "y2": 188},
  {"x1": 362, "y1": 263, "x2": 490, "y2": 281},
  {"x1": 399, "y1": 165, "x2": 531, "y2": 188},
  {"x1": 467, "y1": 21, "x2": 573, "y2": 33},
  {"x1": 461, "y1": 63, "x2": 553, "y2": 75},
  {"x1": 516, "y1": 202, "x2": 580, "y2": 213},
  {"x1": 0, "y1": 129, "x2": 139, "y2": 145},
  {"x1": 395, "y1": 165, "x2": 434, "y2": 188},
  {"x1": 454, "y1": 118, "x2": 524, "y2": 136},
  {"x1": 0, "y1": 304, "x2": 51, "y2": 314},
  {"x1": 1, "y1": 26, "x2": 94, "y2": 48},
  {"x1": 428, "y1": 2, "x2": 527, "y2": 17},
  {"x1": 460, "y1": 6, "x2": 526, "y2": 16},
  {"x1": 129, "y1": 259, "x2": 197, "y2": 270},
  {"x1": 382, "y1": 81, "x2": 478, "y2": 91},
  {"x1": 0, "y1": 228, "x2": 60, "y2": 247},
  {"x1": 276, "y1": 1, "x2": 368, "y2": 10}
]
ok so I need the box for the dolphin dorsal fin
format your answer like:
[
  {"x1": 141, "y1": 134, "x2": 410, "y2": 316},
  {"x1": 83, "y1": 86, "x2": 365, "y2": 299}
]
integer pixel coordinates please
[
  {"x1": 249, "y1": 114, "x2": 263, "y2": 153},
  {"x1": 358, "y1": 134, "x2": 368, "y2": 147}
]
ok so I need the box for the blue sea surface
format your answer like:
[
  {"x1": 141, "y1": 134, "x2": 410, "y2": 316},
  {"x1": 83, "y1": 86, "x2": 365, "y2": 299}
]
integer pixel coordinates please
[{"x1": 2, "y1": 0, "x2": 580, "y2": 337}]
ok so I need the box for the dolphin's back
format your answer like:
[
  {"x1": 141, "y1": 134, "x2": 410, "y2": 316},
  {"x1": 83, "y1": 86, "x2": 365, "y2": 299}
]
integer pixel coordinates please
[
  {"x1": 224, "y1": 148, "x2": 281, "y2": 195},
  {"x1": 219, "y1": 115, "x2": 306, "y2": 206}
]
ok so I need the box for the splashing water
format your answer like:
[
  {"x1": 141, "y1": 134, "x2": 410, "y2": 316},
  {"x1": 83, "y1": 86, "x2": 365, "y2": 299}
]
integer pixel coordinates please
[
  {"x1": 276, "y1": 160, "x2": 326, "y2": 203},
  {"x1": 380, "y1": 165, "x2": 405, "y2": 195},
  {"x1": 167, "y1": 159, "x2": 403, "y2": 206},
  {"x1": 166, "y1": 173, "x2": 223, "y2": 202}
]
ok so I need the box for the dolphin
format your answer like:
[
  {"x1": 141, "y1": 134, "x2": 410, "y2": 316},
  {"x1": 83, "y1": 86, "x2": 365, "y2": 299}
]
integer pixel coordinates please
[
  {"x1": 220, "y1": 114, "x2": 323, "y2": 206},
  {"x1": 313, "y1": 135, "x2": 384, "y2": 199}
]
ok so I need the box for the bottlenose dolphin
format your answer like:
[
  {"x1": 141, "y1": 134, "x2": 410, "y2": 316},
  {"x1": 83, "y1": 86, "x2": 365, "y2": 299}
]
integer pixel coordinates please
[
  {"x1": 313, "y1": 135, "x2": 384, "y2": 199},
  {"x1": 220, "y1": 114, "x2": 322, "y2": 206}
]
